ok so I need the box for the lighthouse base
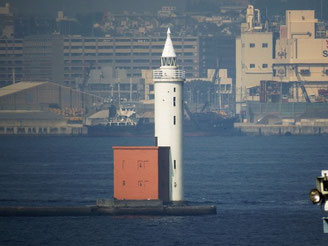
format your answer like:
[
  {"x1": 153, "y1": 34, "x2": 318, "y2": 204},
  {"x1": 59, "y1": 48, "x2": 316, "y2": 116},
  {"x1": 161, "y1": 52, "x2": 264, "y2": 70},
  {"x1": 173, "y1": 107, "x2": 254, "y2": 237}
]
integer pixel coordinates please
[
  {"x1": 0, "y1": 200, "x2": 217, "y2": 217},
  {"x1": 97, "y1": 199, "x2": 217, "y2": 216}
]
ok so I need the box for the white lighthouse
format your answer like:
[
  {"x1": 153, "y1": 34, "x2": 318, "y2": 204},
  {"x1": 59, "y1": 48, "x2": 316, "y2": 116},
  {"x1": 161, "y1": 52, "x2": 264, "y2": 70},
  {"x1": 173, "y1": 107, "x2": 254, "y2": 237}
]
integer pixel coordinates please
[{"x1": 153, "y1": 28, "x2": 185, "y2": 202}]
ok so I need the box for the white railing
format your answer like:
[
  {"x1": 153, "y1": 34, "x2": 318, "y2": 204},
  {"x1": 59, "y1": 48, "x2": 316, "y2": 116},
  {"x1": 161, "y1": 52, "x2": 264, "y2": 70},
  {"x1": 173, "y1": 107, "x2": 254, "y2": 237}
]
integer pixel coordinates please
[{"x1": 153, "y1": 69, "x2": 185, "y2": 80}]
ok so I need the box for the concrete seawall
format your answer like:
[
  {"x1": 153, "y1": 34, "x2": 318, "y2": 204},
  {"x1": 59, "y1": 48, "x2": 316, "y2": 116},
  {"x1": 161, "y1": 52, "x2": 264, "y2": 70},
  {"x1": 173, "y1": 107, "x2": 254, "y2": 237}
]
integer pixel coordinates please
[{"x1": 235, "y1": 123, "x2": 328, "y2": 136}]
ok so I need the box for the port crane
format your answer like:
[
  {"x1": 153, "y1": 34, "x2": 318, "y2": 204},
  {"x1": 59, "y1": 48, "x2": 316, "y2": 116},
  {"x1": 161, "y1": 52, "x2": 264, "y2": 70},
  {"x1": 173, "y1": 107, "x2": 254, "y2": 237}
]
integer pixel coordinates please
[
  {"x1": 211, "y1": 59, "x2": 221, "y2": 110},
  {"x1": 184, "y1": 102, "x2": 201, "y2": 130},
  {"x1": 295, "y1": 66, "x2": 311, "y2": 103}
]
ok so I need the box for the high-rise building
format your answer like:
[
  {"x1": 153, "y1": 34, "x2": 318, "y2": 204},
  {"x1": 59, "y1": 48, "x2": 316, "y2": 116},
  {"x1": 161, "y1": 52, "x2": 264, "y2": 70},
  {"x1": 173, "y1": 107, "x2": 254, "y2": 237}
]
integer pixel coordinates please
[
  {"x1": 62, "y1": 35, "x2": 199, "y2": 87},
  {"x1": 0, "y1": 38, "x2": 23, "y2": 87},
  {"x1": 199, "y1": 36, "x2": 235, "y2": 79},
  {"x1": 23, "y1": 35, "x2": 64, "y2": 83},
  {"x1": 0, "y1": 34, "x2": 199, "y2": 89}
]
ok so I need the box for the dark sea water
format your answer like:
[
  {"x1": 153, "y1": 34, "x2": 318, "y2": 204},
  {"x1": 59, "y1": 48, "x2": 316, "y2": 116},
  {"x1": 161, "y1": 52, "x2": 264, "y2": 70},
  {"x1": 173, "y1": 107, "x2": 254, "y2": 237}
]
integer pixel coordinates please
[{"x1": 0, "y1": 135, "x2": 327, "y2": 245}]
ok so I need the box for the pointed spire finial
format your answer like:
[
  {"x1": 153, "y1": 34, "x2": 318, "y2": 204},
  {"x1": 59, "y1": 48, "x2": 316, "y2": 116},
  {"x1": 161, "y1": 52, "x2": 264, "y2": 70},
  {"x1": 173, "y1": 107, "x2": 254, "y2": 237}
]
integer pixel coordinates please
[{"x1": 162, "y1": 27, "x2": 176, "y2": 58}]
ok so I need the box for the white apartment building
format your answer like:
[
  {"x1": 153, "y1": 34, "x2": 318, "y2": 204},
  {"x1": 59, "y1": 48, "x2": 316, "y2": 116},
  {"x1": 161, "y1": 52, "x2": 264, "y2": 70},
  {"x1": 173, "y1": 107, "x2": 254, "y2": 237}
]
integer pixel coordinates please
[
  {"x1": 235, "y1": 5, "x2": 273, "y2": 114},
  {"x1": 274, "y1": 10, "x2": 328, "y2": 102}
]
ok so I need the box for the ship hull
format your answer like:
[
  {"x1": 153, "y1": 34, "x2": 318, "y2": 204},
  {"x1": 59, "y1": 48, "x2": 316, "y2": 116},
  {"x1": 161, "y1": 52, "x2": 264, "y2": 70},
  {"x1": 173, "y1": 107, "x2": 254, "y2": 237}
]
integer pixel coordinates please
[{"x1": 87, "y1": 117, "x2": 236, "y2": 137}]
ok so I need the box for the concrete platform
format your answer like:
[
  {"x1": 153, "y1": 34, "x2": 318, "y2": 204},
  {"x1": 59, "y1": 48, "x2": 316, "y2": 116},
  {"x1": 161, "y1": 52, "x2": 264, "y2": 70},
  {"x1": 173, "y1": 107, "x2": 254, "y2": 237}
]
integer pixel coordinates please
[{"x1": 0, "y1": 200, "x2": 217, "y2": 217}]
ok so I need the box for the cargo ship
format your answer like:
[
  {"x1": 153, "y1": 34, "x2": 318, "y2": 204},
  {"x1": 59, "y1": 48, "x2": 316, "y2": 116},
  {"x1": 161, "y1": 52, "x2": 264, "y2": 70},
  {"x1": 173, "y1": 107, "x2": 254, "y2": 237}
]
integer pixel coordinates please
[
  {"x1": 86, "y1": 105, "x2": 236, "y2": 137},
  {"x1": 87, "y1": 118, "x2": 235, "y2": 137}
]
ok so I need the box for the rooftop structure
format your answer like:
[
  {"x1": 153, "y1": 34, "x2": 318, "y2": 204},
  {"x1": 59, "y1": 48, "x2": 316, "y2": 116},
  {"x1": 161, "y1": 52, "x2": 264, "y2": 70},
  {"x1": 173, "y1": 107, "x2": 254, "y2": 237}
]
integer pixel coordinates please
[
  {"x1": 0, "y1": 81, "x2": 103, "y2": 111},
  {"x1": 0, "y1": 81, "x2": 44, "y2": 98}
]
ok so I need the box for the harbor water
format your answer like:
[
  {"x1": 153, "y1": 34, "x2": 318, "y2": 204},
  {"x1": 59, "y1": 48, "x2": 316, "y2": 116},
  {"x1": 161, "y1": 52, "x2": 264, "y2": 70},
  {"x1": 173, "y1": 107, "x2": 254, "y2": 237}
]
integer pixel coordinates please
[{"x1": 0, "y1": 135, "x2": 327, "y2": 245}]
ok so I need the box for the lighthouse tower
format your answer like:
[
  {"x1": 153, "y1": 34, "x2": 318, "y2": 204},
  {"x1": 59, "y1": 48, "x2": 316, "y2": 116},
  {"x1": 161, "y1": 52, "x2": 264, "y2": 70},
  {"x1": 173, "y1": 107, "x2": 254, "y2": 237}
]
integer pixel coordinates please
[{"x1": 153, "y1": 28, "x2": 185, "y2": 202}]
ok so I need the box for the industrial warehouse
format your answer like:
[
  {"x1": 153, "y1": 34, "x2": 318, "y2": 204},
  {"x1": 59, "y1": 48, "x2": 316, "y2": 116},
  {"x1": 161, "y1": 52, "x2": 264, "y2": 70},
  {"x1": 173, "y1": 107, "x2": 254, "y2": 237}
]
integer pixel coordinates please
[{"x1": 0, "y1": 81, "x2": 103, "y2": 135}]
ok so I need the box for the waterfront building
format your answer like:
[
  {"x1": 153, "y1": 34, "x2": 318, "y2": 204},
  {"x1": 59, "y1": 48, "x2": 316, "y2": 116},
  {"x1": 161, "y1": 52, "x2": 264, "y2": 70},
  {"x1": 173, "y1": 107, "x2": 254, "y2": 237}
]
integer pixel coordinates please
[
  {"x1": 235, "y1": 5, "x2": 273, "y2": 114},
  {"x1": 236, "y1": 7, "x2": 328, "y2": 126},
  {"x1": 236, "y1": 6, "x2": 328, "y2": 116},
  {"x1": 273, "y1": 10, "x2": 328, "y2": 102}
]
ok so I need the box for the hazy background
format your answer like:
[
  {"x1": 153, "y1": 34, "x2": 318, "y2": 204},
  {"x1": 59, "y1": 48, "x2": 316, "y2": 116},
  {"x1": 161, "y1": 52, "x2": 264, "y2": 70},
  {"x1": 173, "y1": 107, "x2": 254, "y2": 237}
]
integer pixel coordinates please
[
  {"x1": 6, "y1": 0, "x2": 187, "y2": 15},
  {"x1": 5, "y1": 0, "x2": 328, "y2": 19}
]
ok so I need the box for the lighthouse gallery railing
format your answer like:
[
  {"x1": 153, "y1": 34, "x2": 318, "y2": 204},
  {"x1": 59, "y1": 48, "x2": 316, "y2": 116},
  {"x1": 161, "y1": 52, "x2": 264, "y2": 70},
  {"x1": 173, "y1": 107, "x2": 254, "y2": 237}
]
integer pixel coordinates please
[{"x1": 153, "y1": 69, "x2": 185, "y2": 80}]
